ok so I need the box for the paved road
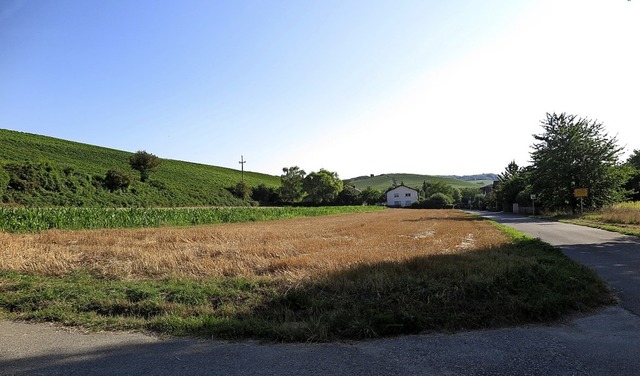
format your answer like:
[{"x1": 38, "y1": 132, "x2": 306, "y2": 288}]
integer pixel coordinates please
[
  {"x1": 3, "y1": 211, "x2": 640, "y2": 375},
  {"x1": 469, "y1": 211, "x2": 640, "y2": 315}
]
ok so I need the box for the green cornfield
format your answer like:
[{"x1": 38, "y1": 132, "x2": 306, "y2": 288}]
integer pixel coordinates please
[{"x1": 0, "y1": 206, "x2": 383, "y2": 233}]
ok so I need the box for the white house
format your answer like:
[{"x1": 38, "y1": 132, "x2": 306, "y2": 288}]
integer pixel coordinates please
[{"x1": 386, "y1": 185, "x2": 420, "y2": 207}]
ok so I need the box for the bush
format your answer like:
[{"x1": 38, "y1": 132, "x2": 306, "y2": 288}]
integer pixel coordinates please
[
  {"x1": 412, "y1": 193, "x2": 454, "y2": 209},
  {"x1": 104, "y1": 169, "x2": 132, "y2": 191}
]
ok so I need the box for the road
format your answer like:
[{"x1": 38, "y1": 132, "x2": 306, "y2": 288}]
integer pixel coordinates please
[{"x1": 3, "y1": 211, "x2": 640, "y2": 375}]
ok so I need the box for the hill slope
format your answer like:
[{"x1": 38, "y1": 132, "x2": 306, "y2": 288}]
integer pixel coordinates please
[
  {"x1": 348, "y1": 173, "x2": 487, "y2": 192},
  {"x1": 0, "y1": 129, "x2": 279, "y2": 207}
]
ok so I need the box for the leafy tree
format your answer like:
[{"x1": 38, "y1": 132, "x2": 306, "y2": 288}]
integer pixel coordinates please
[
  {"x1": 251, "y1": 184, "x2": 280, "y2": 205},
  {"x1": 129, "y1": 150, "x2": 161, "y2": 182},
  {"x1": 628, "y1": 149, "x2": 640, "y2": 170},
  {"x1": 625, "y1": 150, "x2": 640, "y2": 201},
  {"x1": 361, "y1": 186, "x2": 383, "y2": 205},
  {"x1": 303, "y1": 169, "x2": 343, "y2": 204},
  {"x1": 530, "y1": 113, "x2": 627, "y2": 212},
  {"x1": 335, "y1": 184, "x2": 363, "y2": 205},
  {"x1": 104, "y1": 169, "x2": 132, "y2": 191},
  {"x1": 494, "y1": 161, "x2": 528, "y2": 212},
  {"x1": 233, "y1": 181, "x2": 251, "y2": 200},
  {"x1": 451, "y1": 187, "x2": 462, "y2": 204},
  {"x1": 460, "y1": 188, "x2": 481, "y2": 207},
  {"x1": 422, "y1": 180, "x2": 453, "y2": 198},
  {"x1": 279, "y1": 166, "x2": 306, "y2": 203},
  {"x1": 412, "y1": 193, "x2": 453, "y2": 209}
]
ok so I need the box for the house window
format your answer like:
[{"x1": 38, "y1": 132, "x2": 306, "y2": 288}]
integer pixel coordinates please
[
  {"x1": 405, "y1": 201, "x2": 412, "y2": 206},
  {"x1": 394, "y1": 201, "x2": 401, "y2": 206},
  {"x1": 405, "y1": 193, "x2": 412, "y2": 197},
  {"x1": 393, "y1": 193, "x2": 400, "y2": 197}
]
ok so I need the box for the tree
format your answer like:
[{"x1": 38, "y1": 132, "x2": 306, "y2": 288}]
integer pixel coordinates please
[
  {"x1": 129, "y1": 150, "x2": 162, "y2": 182},
  {"x1": 104, "y1": 169, "x2": 132, "y2": 191},
  {"x1": 251, "y1": 184, "x2": 280, "y2": 205},
  {"x1": 625, "y1": 150, "x2": 640, "y2": 201},
  {"x1": 530, "y1": 113, "x2": 627, "y2": 212},
  {"x1": 335, "y1": 184, "x2": 363, "y2": 205},
  {"x1": 303, "y1": 169, "x2": 343, "y2": 204},
  {"x1": 279, "y1": 166, "x2": 306, "y2": 203},
  {"x1": 422, "y1": 180, "x2": 453, "y2": 198},
  {"x1": 361, "y1": 186, "x2": 383, "y2": 205},
  {"x1": 233, "y1": 181, "x2": 250, "y2": 200},
  {"x1": 494, "y1": 161, "x2": 528, "y2": 212}
]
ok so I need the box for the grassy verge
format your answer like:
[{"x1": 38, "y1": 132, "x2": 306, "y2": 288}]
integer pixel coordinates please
[
  {"x1": 0, "y1": 218, "x2": 612, "y2": 342},
  {"x1": 0, "y1": 206, "x2": 382, "y2": 233}
]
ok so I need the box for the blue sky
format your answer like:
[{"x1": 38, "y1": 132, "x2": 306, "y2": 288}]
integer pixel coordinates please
[{"x1": 1, "y1": 0, "x2": 638, "y2": 178}]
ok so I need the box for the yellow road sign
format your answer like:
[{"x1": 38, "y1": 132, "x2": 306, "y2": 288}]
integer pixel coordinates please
[{"x1": 574, "y1": 188, "x2": 589, "y2": 198}]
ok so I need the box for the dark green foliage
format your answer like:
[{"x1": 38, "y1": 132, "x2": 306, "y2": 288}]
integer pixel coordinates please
[
  {"x1": 360, "y1": 187, "x2": 384, "y2": 205},
  {"x1": 0, "y1": 129, "x2": 280, "y2": 207},
  {"x1": 412, "y1": 193, "x2": 454, "y2": 209},
  {"x1": 104, "y1": 169, "x2": 132, "y2": 191},
  {"x1": 494, "y1": 161, "x2": 529, "y2": 212},
  {"x1": 335, "y1": 184, "x2": 363, "y2": 205},
  {"x1": 251, "y1": 184, "x2": 281, "y2": 205},
  {"x1": 530, "y1": 113, "x2": 628, "y2": 212},
  {"x1": 129, "y1": 150, "x2": 161, "y2": 182},
  {"x1": 303, "y1": 169, "x2": 343, "y2": 204},
  {"x1": 279, "y1": 166, "x2": 306, "y2": 203},
  {"x1": 626, "y1": 150, "x2": 640, "y2": 201},
  {"x1": 0, "y1": 166, "x2": 9, "y2": 195},
  {"x1": 422, "y1": 179, "x2": 454, "y2": 198},
  {"x1": 232, "y1": 181, "x2": 251, "y2": 200}
]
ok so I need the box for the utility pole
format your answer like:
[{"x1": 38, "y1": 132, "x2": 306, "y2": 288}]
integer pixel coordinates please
[{"x1": 239, "y1": 155, "x2": 246, "y2": 184}]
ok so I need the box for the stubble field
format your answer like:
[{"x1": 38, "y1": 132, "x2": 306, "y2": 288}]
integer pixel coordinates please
[{"x1": 0, "y1": 209, "x2": 612, "y2": 341}]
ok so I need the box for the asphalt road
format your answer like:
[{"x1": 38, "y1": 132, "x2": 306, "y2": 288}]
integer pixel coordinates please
[{"x1": 3, "y1": 211, "x2": 640, "y2": 375}]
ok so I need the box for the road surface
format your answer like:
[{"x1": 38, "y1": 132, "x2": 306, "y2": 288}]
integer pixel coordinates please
[{"x1": 3, "y1": 211, "x2": 640, "y2": 375}]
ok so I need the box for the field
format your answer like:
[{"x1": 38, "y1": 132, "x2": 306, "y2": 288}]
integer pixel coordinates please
[
  {"x1": 0, "y1": 206, "x2": 381, "y2": 233},
  {"x1": 0, "y1": 209, "x2": 612, "y2": 341}
]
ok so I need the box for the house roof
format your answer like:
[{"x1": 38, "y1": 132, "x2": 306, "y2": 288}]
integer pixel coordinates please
[{"x1": 385, "y1": 184, "x2": 419, "y2": 194}]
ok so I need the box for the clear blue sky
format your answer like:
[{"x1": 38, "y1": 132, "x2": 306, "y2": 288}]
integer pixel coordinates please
[{"x1": 1, "y1": 0, "x2": 638, "y2": 178}]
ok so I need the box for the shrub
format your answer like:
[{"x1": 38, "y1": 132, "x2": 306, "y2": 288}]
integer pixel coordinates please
[
  {"x1": 104, "y1": 169, "x2": 132, "y2": 191},
  {"x1": 412, "y1": 193, "x2": 454, "y2": 209}
]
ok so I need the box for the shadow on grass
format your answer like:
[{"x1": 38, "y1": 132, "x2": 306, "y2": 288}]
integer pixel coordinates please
[{"x1": 0, "y1": 238, "x2": 614, "y2": 343}]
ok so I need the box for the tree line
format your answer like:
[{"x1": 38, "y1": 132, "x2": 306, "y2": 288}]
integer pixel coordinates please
[{"x1": 490, "y1": 112, "x2": 640, "y2": 213}]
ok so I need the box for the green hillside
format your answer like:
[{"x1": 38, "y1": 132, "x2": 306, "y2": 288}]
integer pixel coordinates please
[
  {"x1": 0, "y1": 129, "x2": 279, "y2": 207},
  {"x1": 348, "y1": 173, "x2": 486, "y2": 191}
]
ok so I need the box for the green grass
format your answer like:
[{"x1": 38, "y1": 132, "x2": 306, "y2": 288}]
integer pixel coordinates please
[
  {"x1": 0, "y1": 220, "x2": 613, "y2": 342},
  {"x1": 0, "y1": 206, "x2": 383, "y2": 233},
  {"x1": 0, "y1": 129, "x2": 279, "y2": 207},
  {"x1": 349, "y1": 173, "x2": 484, "y2": 191}
]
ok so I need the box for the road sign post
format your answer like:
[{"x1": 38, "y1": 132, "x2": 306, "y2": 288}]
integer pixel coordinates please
[{"x1": 574, "y1": 188, "x2": 588, "y2": 215}]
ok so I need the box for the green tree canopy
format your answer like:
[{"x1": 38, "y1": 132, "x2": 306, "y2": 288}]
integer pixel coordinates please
[
  {"x1": 303, "y1": 168, "x2": 343, "y2": 204},
  {"x1": 129, "y1": 150, "x2": 162, "y2": 182},
  {"x1": 279, "y1": 166, "x2": 306, "y2": 203},
  {"x1": 530, "y1": 112, "x2": 627, "y2": 212},
  {"x1": 494, "y1": 161, "x2": 528, "y2": 212},
  {"x1": 422, "y1": 180, "x2": 453, "y2": 198}
]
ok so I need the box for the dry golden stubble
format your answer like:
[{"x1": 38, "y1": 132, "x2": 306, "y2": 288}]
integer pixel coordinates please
[{"x1": 0, "y1": 210, "x2": 510, "y2": 281}]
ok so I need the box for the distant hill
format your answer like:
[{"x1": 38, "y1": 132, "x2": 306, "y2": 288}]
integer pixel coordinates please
[
  {"x1": 0, "y1": 129, "x2": 279, "y2": 207},
  {"x1": 347, "y1": 173, "x2": 488, "y2": 192}
]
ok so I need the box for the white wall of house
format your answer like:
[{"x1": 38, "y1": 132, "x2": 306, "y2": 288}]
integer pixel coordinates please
[{"x1": 386, "y1": 185, "x2": 419, "y2": 207}]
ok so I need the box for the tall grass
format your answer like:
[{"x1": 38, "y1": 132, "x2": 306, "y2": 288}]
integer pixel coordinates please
[
  {"x1": 0, "y1": 206, "x2": 383, "y2": 233},
  {"x1": 599, "y1": 201, "x2": 640, "y2": 225}
]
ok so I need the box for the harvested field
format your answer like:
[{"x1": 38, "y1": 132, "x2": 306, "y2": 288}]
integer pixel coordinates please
[{"x1": 0, "y1": 209, "x2": 509, "y2": 281}]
